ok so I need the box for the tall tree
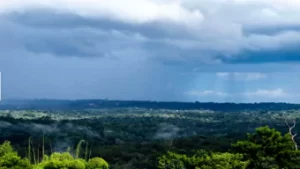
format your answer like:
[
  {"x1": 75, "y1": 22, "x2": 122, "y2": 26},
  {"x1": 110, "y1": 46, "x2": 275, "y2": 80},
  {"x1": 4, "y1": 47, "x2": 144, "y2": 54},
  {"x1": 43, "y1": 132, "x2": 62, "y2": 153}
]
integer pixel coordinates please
[{"x1": 232, "y1": 126, "x2": 300, "y2": 169}]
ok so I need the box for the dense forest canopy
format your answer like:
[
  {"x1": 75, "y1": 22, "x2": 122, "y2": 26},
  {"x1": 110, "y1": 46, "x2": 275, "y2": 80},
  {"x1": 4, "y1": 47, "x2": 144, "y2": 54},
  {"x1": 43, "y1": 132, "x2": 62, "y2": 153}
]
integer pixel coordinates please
[
  {"x1": 1, "y1": 101, "x2": 300, "y2": 168},
  {"x1": 1, "y1": 125, "x2": 300, "y2": 169}
]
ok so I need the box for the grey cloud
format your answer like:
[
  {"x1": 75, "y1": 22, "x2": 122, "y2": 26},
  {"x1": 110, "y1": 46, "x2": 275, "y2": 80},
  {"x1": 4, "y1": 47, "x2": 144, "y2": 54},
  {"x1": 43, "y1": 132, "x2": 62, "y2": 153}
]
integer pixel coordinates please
[
  {"x1": 0, "y1": 11, "x2": 227, "y2": 66},
  {"x1": 2, "y1": 1, "x2": 300, "y2": 101},
  {"x1": 24, "y1": 38, "x2": 103, "y2": 57},
  {"x1": 244, "y1": 25, "x2": 300, "y2": 36},
  {"x1": 5, "y1": 10, "x2": 193, "y2": 40},
  {"x1": 3, "y1": 9, "x2": 300, "y2": 64},
  {"x1": 220, "y1": 48, "x2": 300, "y2": 64},
  {"x1": 1, "y1": 14, "x2": 149, "y2": 58}
]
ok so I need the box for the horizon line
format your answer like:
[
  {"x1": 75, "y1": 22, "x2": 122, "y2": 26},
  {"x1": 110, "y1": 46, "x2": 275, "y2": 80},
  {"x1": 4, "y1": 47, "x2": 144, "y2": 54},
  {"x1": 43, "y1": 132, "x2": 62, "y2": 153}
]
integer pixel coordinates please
[{"x1": 1, "y1": 98, "x2": 300, "y2": 105}]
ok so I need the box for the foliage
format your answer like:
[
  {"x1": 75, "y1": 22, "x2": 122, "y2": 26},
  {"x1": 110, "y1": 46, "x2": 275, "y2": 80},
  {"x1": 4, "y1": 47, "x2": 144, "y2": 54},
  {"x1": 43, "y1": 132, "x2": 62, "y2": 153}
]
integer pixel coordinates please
[
  {"x1": 0, "y1": 141, "x2": 14, "y2": 157},
  {"x1": 37, "y1": 152, "x2": 86, "y2": 169},
  {"x1": 87, "y1": 157, "x2": 109, "y2": 169},
  {"x1": 1, "y1": 106, "x2": 300, "y2": 169},
  {"x1": 0, "y1": 141, "x2": 109, "y2": 169},
  {"x1": 232, "y1": 126, "x2": 300, "y2": 169},
  {"x1": 0, "y1": 141, "x2": 31, "y2": 169},
  {"x1": 0, "y1": 152, "x2": 32, "y2": 169},
  {"x1": 158, "y1": 150, "x2": 249, "y2": 169}
]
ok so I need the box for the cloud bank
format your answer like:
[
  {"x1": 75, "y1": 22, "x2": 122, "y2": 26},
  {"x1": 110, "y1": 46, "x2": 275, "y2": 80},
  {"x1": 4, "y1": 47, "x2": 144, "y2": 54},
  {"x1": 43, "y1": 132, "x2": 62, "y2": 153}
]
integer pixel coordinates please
[{"x1": 0, "y1": 0, "x2": 300, "y2": 102}]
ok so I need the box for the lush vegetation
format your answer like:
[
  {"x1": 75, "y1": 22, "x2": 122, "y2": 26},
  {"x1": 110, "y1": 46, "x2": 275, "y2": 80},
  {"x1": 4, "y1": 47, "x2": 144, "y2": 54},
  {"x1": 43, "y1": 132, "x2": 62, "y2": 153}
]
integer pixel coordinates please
[
  {"x1": 0, "y1": 140, "x2": 108, "y2": 169},
  {"x1": 159, "y1": 126, "x2": 300, "y2": 169},
  {"x1": 1, "y1": 101, "x2": 300, "y2": 168},
  {"x1": 2, "y1": 125, "x2": 300, "y2": 168}
]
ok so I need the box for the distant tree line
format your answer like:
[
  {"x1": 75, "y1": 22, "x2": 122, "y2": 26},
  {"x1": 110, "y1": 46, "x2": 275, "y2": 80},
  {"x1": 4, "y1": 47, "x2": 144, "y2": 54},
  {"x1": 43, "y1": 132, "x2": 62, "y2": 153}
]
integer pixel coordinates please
[{"x1": 1, "y1": 99, "x2": 300, "y2": 111}]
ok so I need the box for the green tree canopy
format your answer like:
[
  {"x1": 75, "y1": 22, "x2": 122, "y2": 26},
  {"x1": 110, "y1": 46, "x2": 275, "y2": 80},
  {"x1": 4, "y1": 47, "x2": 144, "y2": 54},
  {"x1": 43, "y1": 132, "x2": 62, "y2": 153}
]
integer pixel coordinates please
[
  {"x1": 37, "y1": 152, "x2": 86, "y2": 169},
  {"x1": 158, "y1": 150, "x2": 248, "y2": 169},
  {"x1": 232, "y1": 126, "x2": 300, "y2": 169}
]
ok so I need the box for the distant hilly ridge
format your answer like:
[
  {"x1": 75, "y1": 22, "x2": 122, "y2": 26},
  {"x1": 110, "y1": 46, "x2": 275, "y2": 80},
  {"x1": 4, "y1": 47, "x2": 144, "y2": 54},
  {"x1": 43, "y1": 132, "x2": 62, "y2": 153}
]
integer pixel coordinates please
[{"x1": 1, "y1": 99, "x2": 300, "y2": 111}]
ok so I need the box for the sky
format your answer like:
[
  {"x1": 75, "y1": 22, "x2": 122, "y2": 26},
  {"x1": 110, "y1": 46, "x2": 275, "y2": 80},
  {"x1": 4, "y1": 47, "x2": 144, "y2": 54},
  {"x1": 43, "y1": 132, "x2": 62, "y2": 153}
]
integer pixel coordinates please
[{"x1": 0, "y1": 0, "x2": 300, "y2": 102}]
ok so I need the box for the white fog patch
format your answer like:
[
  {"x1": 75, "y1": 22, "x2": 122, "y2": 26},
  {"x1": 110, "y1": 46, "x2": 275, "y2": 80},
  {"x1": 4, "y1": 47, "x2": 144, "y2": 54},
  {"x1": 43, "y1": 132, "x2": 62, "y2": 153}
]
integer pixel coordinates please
[{"x1": 154, "y1": 123, "x2": 180, "y2": 140}]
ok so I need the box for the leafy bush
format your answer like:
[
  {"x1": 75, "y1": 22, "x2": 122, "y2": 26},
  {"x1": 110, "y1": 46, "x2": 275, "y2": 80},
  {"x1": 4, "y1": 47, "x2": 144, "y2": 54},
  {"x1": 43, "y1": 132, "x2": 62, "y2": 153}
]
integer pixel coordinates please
[
  {"x1": 158, "y1": 151, "x2": 248, "y2": 169},
  {"x1": 87, "y1": 157, "x2": 109, "y2": 169},
  {"x1": 0, "y1": 141, "x2": 32, "y2": 169},
  {"x1": 0, "y1": 141, "x2": 109, "y2": 169}
]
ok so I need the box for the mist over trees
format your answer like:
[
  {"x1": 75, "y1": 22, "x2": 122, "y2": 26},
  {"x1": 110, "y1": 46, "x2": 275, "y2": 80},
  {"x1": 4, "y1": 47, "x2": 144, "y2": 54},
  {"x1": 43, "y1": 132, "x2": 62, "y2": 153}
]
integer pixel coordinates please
[{"x1": 1, "y1": 101, "x2": 300, "y2": 168}]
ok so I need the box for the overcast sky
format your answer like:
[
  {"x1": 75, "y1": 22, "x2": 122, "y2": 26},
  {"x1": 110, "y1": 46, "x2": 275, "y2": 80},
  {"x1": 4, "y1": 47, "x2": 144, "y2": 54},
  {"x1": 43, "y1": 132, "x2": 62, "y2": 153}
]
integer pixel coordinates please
[{"x1": 0, "y1": 0, "x2": 300, "y2": 102}]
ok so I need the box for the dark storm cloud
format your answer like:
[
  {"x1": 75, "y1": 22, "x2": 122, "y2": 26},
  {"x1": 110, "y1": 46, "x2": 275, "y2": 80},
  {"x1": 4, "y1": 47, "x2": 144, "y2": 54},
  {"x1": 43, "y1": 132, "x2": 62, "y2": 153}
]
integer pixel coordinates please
[
  {"x1": 244, "y1": 25, "x2": 300, "y2": 36},
  {"x1": 0, "y1": 14, "x2": 150, "y2": 58},
  {"x1": 0, "y1": 11, "x2": 221, "y2": 65},
  {"x1": 1, "y1": 0, "x2": 300, "y2": 102},
  {"x1": 220, "y1": 48, "x2": 300, "y2": 64},
  {"x1": 3, "y1": 10, "x2": 300, "y2": 65},
  {"x1": 6, "y1": 10, "x2": 193, "y2": 40},
  {"x1": 24, "y1": 38, "x2": 104, "y2": 57}
]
